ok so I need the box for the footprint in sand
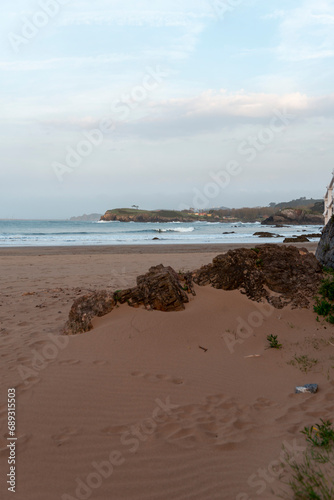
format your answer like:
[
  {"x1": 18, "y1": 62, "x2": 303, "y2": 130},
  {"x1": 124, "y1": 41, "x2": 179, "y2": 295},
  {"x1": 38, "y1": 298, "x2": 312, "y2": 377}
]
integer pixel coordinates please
[
  {"x1": 92, "y1": 360, "x2": 109, "y2": 366},
  {"x1": 131, "y1": 372, "x2": 184, "y2": 385},
  {"x1": 100, "y1": 425, "x2": 128, "y2": 436},
  {"x1": 58, "y1": 359, "x2": 80, "y2": 365},
  {"x1": 51, "y1": 427, "x2": 80, "y2": 446}
]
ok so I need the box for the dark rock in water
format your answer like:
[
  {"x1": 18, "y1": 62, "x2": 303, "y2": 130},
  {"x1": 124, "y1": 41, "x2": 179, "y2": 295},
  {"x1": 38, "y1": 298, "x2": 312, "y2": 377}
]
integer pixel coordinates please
[
  {"x1": 284, "y1": 235, "x2": 310, "y2": 243},
  {"x1": 253, "y1": 232, "x2": 280, "y2": 238},
  {"x1": 295, "y1": 384, "x2": 318, "y2": 394},
  {"x1": 64, "y1": 291, "x2": 115, "y2": 335},
  {"x1": 304, "y1": 233, "x2": 322, "y2": 238},
  {"x1": 152, "y1": 237, "x2": 160, "y2": 240},
  {"x1": 316, "y1": 218, "x2": 334, "y2": 268},
  {"x1": 192, "y1": 244, "x2": 322, "y2": 308},
  {"x1": 223, "y1": 231, "x2": 235, "y2": 234}
]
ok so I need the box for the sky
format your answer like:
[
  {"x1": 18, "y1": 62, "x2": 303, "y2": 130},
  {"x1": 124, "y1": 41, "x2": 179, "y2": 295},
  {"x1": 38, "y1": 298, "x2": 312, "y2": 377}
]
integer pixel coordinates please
[{"x1": 0, "y1": 0, "x2": 333, "y2": 218}]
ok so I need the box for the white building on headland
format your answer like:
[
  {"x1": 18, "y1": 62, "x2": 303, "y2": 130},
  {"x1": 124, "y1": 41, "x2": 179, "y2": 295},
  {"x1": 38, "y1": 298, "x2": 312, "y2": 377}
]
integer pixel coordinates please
[{"x1": 324, "y1": 172, "x2": 334, "y2": 225}]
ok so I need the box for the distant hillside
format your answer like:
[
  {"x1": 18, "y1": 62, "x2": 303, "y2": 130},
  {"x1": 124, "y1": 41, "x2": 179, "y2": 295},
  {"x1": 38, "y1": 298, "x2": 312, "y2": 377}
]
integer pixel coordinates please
[
  {"x1": 70, "y1": 213, "x2": 102, "y2": 222},
  {"x1": 100, "y1": 208, "x2": 201, "y2": 223},
  {"x1": 100, "y1": 198, "x2": 324, "y2": 224}
]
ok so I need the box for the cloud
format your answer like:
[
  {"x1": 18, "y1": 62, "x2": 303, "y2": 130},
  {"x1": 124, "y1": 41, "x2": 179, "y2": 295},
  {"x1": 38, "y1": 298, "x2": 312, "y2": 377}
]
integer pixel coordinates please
[
  {"x1": 36, "y1": 90, "x2": 334, "y2": 141},
  {"x1": 118, "y1": 90, "x2": 334, "y2": 140}
]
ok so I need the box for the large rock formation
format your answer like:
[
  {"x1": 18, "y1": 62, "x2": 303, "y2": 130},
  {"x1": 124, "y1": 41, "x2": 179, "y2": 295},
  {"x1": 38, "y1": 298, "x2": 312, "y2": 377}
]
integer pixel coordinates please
[
  {"x1": 64, "y1": 265, "x2": 189, "y2": 334},
  {"x1": 262, "y1": 208, "x2": 323, "y2": 226},
  {"x1": 115, "y1": 264, "x2": 189, "y2": 311},
  {"x1": 64, "y1": 246, "x2": 324, "y2": 335},
  {"x1": 192, "y1": 244, "x2": 322, "y2": 308},
  {"x1": 316, "y1": 218, "x2": 334, "y2": 268}
]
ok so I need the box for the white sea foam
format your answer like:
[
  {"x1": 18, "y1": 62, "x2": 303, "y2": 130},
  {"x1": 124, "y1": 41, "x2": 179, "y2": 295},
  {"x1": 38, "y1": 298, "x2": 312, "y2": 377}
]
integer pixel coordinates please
[{"x1": 157, "y1": 227, "x2": 195, "y2": 233}]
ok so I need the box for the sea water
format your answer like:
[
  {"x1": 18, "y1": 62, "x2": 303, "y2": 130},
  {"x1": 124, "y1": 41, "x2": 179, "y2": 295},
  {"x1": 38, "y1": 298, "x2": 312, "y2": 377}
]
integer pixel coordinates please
[{"x1": 0, "y1": 220, "x2": 323, "y2": 247}]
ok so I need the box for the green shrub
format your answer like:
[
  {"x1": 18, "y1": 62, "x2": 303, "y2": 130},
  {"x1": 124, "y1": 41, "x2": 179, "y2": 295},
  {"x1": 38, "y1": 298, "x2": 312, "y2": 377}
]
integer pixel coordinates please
[
  {"x1": 314, "y1": 298, "x2": 333, "y2": 316},
  {"x1": 319, "y1": 279, "x2": 334, "y2": 301}
]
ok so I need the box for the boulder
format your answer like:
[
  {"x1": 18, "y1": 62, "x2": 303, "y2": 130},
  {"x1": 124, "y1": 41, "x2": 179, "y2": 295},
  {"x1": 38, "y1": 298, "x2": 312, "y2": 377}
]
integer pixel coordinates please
[
  {"x1": 112, "y1": 265, "x2": 189, "y2": 312},
  {"x1": 192, "y1": 244, "x2": 322, "y2": 308},
  {"x1": 64, "y1": 291, "x2": 115, "y2": 335},
  {"x1": 134, "y1": 264, "x2": 189, "y2": 311},
  {"x1": 316, "y1": 218, "x2": 334, "y2": 268}
]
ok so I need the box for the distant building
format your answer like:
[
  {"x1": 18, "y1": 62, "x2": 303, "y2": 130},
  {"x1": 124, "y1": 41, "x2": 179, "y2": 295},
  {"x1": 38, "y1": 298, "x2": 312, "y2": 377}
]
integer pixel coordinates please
[{"x1": 324, "y1": 173, "x2": 334, "y2": 225}]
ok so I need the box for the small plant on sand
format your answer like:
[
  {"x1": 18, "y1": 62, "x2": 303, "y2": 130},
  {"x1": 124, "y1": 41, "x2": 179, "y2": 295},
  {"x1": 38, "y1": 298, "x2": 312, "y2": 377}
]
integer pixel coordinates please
[
  {"x1": 288, "y1": 354, "x2": 318, "y2": 373},
  {"x1": 302, "y1": 419, "x2": 334, "y2": 449},
  {"x1": 280, "y1": 420, "x2": 334, "y2": 499},
  {"x1": 267, "y1": 334, "x2": 282, "y2": 349}
]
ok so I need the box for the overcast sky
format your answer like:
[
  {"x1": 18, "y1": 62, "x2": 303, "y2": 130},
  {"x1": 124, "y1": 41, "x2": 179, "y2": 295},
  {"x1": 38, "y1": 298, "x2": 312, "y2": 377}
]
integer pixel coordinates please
[{"x1": 1, "y1": 0, "x2": 333, "y2": 218}]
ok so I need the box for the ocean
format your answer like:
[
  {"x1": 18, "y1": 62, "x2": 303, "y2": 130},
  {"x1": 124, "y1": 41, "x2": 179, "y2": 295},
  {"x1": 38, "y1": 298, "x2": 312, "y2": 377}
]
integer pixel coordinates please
[{"x1": 0, "y1": 220, "x2": 323, "y2": 247}]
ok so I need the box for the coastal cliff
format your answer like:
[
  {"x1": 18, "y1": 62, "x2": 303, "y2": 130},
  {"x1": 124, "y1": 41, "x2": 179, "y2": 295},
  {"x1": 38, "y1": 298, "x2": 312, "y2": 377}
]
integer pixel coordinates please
[{"x1": 261, "y1": 208, "x2": 323, "y2": 226}]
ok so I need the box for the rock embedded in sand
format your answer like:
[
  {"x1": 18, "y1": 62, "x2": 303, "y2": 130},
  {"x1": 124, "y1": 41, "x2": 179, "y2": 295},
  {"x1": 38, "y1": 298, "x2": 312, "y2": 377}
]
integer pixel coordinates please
[
  {"x1": 192, "y1": 244, "x2": 322, "y2": 308},
  {"x1": 64, "y1": 291, "x2": 116, "y2": 335},
  {"x1": 64, "y1": 265, "x2": 189, "y2": 334},
  {"x1": 116, "y1": 264, "x2": 189, "y2": 312}
]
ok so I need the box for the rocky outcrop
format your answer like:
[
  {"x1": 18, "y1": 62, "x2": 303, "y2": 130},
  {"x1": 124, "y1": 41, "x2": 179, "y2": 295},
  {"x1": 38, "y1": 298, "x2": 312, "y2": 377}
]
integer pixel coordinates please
[
  {"x1": 316, "y1": 218, "x2": 334, "y2": 268},
  {"x1": 64, "y1": 265, "x2": 189, "y2": 334},
  {"x1": 64, "y1": 246, "x2": 324, "y2": 335},
  {"x1": 64, "y1": 291, "x2": 116, "y2": 335},
  {"x1": 262, "y1": 208, "x2": 323, "y2": 226},
  {"x1": 192, "y1": 244, "x2": 322, "y2": 308},
  {"x1": 115, "y1": 265, "x2": 189, "y2": 312}
]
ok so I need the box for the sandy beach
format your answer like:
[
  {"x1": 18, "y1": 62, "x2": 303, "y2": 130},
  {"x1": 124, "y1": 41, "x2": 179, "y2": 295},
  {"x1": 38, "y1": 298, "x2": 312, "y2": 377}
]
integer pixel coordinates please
[{"x1": 1, "y1": 242, "x2": 333, "y2": 500}]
